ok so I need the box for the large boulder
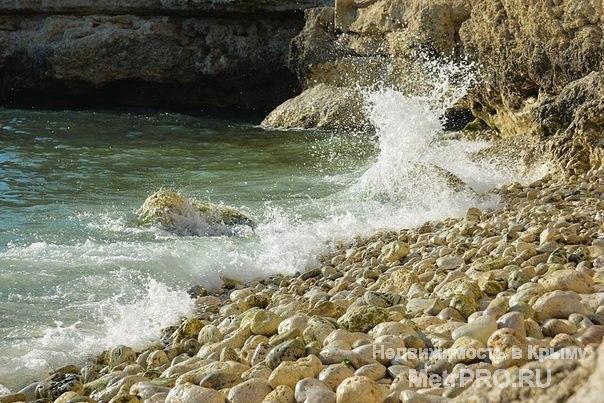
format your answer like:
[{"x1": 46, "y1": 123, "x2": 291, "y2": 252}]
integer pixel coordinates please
[
  {"x1": 266, "y1": 0, "x2": 474, "y2": 131},
  {"x1": 262, "y1": 84, "x2": 367, "y2": 130},
  {"x1": 137, "y1": 191, "x2": 254, "y2": 235}
]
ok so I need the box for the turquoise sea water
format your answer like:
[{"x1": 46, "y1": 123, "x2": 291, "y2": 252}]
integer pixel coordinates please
[
  {"x1": 0, "y1": 109, "x2": 377, "y2": 388},
  {"x1": 0, "y1": 84, "x2": 543, "y2": 389}
]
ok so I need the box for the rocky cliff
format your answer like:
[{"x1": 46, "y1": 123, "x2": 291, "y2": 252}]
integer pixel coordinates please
[
  {"x1": 263, "y1": 0, "x2": 603, "y2": 172},
  {"x1": 0, "y1": 0, "x2": 328, "y2": 113}
]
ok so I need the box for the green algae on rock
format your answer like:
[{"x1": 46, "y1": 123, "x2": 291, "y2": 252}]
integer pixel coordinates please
[{"x1": 137, "y1": 190, "x2": 255, "y2": 235}]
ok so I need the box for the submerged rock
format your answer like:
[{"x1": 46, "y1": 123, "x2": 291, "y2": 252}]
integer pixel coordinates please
[{"x1": 137, "y1": 190, "x2": 254, "y2": 235}]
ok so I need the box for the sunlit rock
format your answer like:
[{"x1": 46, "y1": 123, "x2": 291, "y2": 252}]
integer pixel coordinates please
[{"x1": 137, "y1": 190, "x2": 254, "y2": 235}]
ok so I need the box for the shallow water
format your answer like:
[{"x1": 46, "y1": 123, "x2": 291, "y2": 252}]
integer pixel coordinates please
[
  {"x1": 0, "y1": 76, "x2": 544, "y2": 389},
  {"x1": 0, "y1": 109, "x2": 375, "y2": 388}
]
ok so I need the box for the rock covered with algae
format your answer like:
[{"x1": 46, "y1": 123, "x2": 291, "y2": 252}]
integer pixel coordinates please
[{"x1": 137, "y1": 190, "x2": 255, "y2": 235}]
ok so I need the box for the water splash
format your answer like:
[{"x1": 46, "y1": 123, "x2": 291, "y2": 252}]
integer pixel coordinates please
[
  {"x1": 356, "y1": 58, "x2": 478, "y2": 199},
  {"x1": 0, "y1": 279, "x2": 192, "y2": 389},
  {"x1": 0, "y1": 58, "x2": 548, "y2": 390}
]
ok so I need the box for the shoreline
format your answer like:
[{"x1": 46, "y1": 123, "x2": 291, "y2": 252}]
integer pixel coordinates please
[
  {"x1": 4, "y1": 166, "x2": 602, "y2": 402},
  {"x1": 1, "y1": 0, "x2": 603, "y2": 401}
]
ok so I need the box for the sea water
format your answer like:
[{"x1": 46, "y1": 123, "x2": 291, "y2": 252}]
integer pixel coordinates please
[{"x1": 0, "y1": 64, "x2": 545, "y2": 389}]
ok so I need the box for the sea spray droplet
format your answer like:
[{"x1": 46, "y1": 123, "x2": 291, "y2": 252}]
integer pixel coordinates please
[{"x1": 355, "y1": 58, "x2": 480, "y2": 201}]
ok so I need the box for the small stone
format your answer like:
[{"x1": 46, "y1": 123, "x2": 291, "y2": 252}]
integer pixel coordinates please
[
  {"x1": 303, "y1": 317, "x2": 337, "y2": 345},
  {"x1": 251, "y1": 343, "x2": 272, "y2": 367},
  {"x1": 540, "y1": 269, "x2": 593, "y2": 293},
  {"x1": 447, "y1": 337, "x2": 485, "y2": 365},
  {"x1": 336, "y1": 376, "x2": 384, "y2": 403},
  {"x1": 337, "y1": 306, "x2": 390, "y2": 333},
  {"x1": 53, "y1": 392, "x2": 81, "y2": 403},
  {"x1": 364, "y1": 291, "x2": 402, "y2": 308},
  {"x1": 165, "y1": 384, "x2": 225, "y2": 403},
  {"x1": 487, "y1": 328, "x2": 527, "y2": 368},
  {"x1": 354, "y1": 363, "x2": 387, "y2": 381},
  {"x1": 526, "y1": 189, "x2": 539, "y2": 200},
  {"x1": 577, "y1": 325, "x2": 604, "y2": 345},
  {"x1": 174, "y1": 317, "x2": 204, "y2": 341},
  {"x1": 497, "y1": 312, "x2": 526, "y2": 338},
  {"x1": 146, "y1": 350, "x2": 169, "y2": 369},
  {"x1": 451, "y1": 315, "x2": 497, "y2": 344},
  {"x1": 266, "y1": 339, "x2": 306, "y2": 369},
  {"x1": 370, "y1": 322, "x2": 415, "y2": 338},
  {"x1": 35, "y1": 373, "x2": 83, "y2": 401},
  {"x1": 449, "y1": 294, "x2": 479, "y2": 318},
  {"x1": 318, "y1": 348, "x2": 371, "y2": 369},
  {"x1": 268, "y1": 355, "x2": 323, "y2": 390},
  {"x1": 466, "y1": 207, "x2": 482, "y2": 221},
  {"x1": 382, "y1": 241, "x2": 410, "y2": 263},
  {"x1": 533, "y1": 290, "x2": 589, "y2": 322},
  {"x1": 393, "y1": 351, "x2": 419, "y2": 369},
  {"x1": 130, "y1": 383, "x2": 171, "y2": 400},
  {"x1": 241, "y1": 364, "x2": 272, "y2": 382},
  {"x1": 540, "y1": 228, "x2": 559, "y2": 245},
  {"x1": 542, "y1": 319, "x2": 577, "y2": 337},
  {"x1": 262, "y1": 385, "x2": 295, "y2": 403},
  {"x1": 471, "y1": 256, "x2": 507, "y2": 272},
  {"x1": 199, "y1": 370, "x2": 242, "y2": 390},
  {"x1": 248, "y1": 310, "x2": 283, "y2": 337},
  {"x1": 481, "y1": 280, "x2": 505, "y2": 296},
  {"x1": 108, "y1": 345, "x2": 136, "y2": 369},
  {"x1": 436, "y1": 256, "x2": 464, "y2": 270},
  {"x1": 294, "y1": 378, "x2": 335, "y2": 402},
  {"x1": 0, "y1": 393, "x2": 27, "y2": 403},
  {"x1": 198, "y1": 325, "x2": 222, "y2": 345},
  {"x1": 386, "y1": 365, "x2": 409, "y2": 378},
  {"x1": 437, "y1": 307, "x2": 465, "y2": 322},
  {"x1": 318, "y1": 364, "x2": 355, "y2": 391},
  {"x1": 108, "y1": 395, "x2": 142, "y2": 403},
  {"x1": 227, "y1": 379, "x2": 273, "y2": 403}
]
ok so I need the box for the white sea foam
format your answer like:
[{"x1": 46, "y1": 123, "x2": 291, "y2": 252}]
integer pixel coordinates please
[
  {"x1": 210, "y1": 58, "x2": 544, "y2": 280},
  {"x1": 0, "y1": 279, "x2": 192, "y2": 389}
]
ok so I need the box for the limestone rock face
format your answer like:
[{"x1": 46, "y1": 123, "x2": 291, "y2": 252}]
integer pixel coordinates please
[
  {"x1": 267, "y1": 0, "x2": 603, "y2": 173},
  {"x1": 0, "y1": 0, "x2": 330, "y2": 15},
  {"x1": 538, "y1": 71, "x2": 604, "y2": 172},
  {"x1": 265, "y1": 0, "x2": 474, "y2": 131},
  {"x1": 454, "y1": 342, "x2": 604, "y2": 402},
  {"x1": 289, "y1": 7, "x2": 344, "y2": 84},
  {"x1": 460, "y1": 0, "x2": 604, "y2": 119},
  {"x1": 336, "y1": 0, "x2": 471, "y2": 53},
  {"x1": 459, "y1": 0, "x2": 604, "y2": 170},
  {"x1": 0, "y1": 1, "x2": 328, "y2": 112}
]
